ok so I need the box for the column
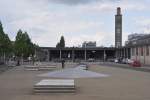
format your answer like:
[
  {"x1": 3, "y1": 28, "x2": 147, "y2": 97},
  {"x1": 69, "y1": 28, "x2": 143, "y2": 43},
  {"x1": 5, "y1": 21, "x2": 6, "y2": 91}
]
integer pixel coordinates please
[
  {"x1": 143, "y1": 46, "x2": 145, "y2": 64},
  {"x1": 124, "y1": 48, "x2": 125, "y2": 58},
  {"x1": 120, "y1": 49, "x2": 122, "y2": 58},
  {"x1": 72, "y1": 50, "x2": 75, "y2": 62},
  {"x1": 49, "y1": 50, "x2": 51, "y2": 61},
  {"x1": 126, "y1": 48, "x2": 128, "y2": 58},
  {"x1": 104, "y1": 50, "x2": 106, "y2": 62},
  {"x1": 115, "y1": 49, "x2": 118, "y2": 58},
  {"x1": 47, "y1": 50, "x2": 50, "y2": 62},
  {"x1": 60, "y1": 50, "x2": 62, "y2": 60},
  {"x1": 84, "y1": 50, "x2": 87, "y2": 61}
]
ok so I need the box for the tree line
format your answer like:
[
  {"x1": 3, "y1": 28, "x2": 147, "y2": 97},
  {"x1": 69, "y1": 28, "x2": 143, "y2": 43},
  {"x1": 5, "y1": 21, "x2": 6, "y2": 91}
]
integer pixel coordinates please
[
  {"x1": 0, "y1": 20, "x2": 66, "y2": 64},
  {"x1": 0, "y1": 21, "x2": 37, "y2": 64}
]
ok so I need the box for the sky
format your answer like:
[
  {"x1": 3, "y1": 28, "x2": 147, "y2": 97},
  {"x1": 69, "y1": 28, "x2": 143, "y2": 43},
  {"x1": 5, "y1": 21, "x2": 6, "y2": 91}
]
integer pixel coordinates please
[{"x1": 0, "y1": 0, "x2": 150, "y2": 47}]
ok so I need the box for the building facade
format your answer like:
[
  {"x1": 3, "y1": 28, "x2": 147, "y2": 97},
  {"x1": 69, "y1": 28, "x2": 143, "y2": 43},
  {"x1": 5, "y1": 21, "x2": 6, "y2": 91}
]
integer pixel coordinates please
[
  {"x1": 115, "y1": 7, "x2": 122, "y2": 48},
  {"x1": 38, "y1": 47, "x2": 116, "y2": 62},
  {"x1": 126, "y1": 34, "x2": 150, "y2": 65},
  {"x1": 82, "y1": 41, "x2": 96, "y2": 48}
]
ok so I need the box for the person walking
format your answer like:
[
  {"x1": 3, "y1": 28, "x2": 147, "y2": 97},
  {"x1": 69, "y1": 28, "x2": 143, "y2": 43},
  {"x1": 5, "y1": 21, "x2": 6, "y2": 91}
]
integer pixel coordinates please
[{"x1": 61, "y1": 59, "x2": 65, "y2": 69}]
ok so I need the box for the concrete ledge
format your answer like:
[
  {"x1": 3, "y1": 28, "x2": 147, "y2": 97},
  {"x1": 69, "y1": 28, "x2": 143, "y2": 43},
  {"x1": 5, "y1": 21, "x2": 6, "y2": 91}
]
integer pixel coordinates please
[{"x1": 34, "y1": 79, "x2": 76, "y2": 93}]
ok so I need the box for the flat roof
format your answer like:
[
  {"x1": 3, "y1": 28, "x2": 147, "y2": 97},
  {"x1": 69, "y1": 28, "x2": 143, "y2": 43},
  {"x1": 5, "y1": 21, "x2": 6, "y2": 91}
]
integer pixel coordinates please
[{"x1": 40, "y1": 47, "x2": 116, "y2": 50}]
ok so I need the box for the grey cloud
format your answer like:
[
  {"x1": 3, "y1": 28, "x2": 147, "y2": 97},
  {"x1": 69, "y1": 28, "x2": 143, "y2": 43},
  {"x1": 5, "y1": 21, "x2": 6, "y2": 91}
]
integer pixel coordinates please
[
  {"x1": 49, "y1": 0, "x2": 99, "y2": 5},
  {"x1": 48, "y1": 0, "x2": 121, "y2": 5}
]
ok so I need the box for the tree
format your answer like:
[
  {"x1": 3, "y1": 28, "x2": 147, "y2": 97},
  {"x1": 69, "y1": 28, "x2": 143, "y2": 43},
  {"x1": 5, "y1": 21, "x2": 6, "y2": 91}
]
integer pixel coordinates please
[
  {"x1": 14, "y1": 29, "x2": 23, "y2": 57},
  {"x1": 2, "y1": 34, "x2": 12, "y2": 54},
  {"x1": 56, "y1": 36, "x2": 65, "y2": 48},
  {"x1": 0, "y1": 21, "x2": 12, "y2": 63},
  {"x1": 60, "y1": 36, "x2": 65, "y2": 48},
  {"x1": 0, "y1": 21, "x2": 4, "y2": 35},
  {"x1": 14, "y1": 30, "x2": 35, "y2": 59},
  {"x1": 56, "y1": 42, "x2": 60, "y2": 48}
]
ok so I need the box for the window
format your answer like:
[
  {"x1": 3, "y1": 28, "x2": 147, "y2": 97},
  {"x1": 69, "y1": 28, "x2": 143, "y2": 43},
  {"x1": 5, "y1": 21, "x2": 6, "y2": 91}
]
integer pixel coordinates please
[
  {"x1": 117, "y1": 29, "x2": 121, "y2": 33},
  {"x1": 146, "y1": 46, "x2": 149, "y2": 56},
  {"x1": 141, "y1": 47, "x2": 143, "y2": 56}
]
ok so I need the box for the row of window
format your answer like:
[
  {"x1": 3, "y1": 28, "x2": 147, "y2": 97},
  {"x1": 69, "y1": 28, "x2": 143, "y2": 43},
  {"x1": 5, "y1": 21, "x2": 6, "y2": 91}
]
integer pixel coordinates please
[{"x1": 131, "y1": 46, "x2": 149, "y2": 56}]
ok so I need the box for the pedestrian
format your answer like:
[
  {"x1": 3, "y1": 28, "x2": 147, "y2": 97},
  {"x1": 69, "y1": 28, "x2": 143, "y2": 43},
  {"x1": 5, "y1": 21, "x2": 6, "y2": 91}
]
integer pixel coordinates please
[{"x1": 62, "y1": 59, "x2": 65, "y2": 69}]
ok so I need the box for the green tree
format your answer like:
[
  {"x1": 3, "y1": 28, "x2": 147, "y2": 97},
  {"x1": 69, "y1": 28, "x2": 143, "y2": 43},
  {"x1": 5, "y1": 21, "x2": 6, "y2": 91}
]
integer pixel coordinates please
[
  {"x1": 14, "y1": 30, "x2": 35, "y2": 59},
  {"x1": 14, "y1": 29, "x2": 23, "y2": 57},
  {"x1": 56, "y1": 42, "x2": 60, "y2": 48},
  {"x1": 56, "y1": 36, "x2": 65, "y2": 48},
  {"x1": 0, "y1": 21, "x2": 4, "y2": 35},
  {"x1": 60, "y1": 36, "x2": 65, "y2": 48},
  {"x1": 0, "y1": 21, "x2": 12, "y2": 63}
]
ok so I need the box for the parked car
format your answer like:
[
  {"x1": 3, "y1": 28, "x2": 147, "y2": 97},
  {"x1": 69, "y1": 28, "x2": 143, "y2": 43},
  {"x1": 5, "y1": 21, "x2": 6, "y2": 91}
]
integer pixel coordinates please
[
  {"x1": 107, "y1": 58, "x2": 115, "y2": 62},
  {"x1": 126, "y1": 59, "x2": 134, "y2": 64},
  {"x1": 88, "y1": 58, "x2": 95, "y2": 62},
  {"x1": 130, "y1": 60, "x2": 141, "y2": 67},
  {"x1": 121, "y1": 58, "x2": 127, "y2": 64},
  {"x1": 114, "y1": 59, "x2": 119, "y2": 63},
  {"x1": 121, "y1": 58, "x2": 133, "y2": 64},
  {"x1": 7, "y1": 60, "x2": 16, "y2": 67}
]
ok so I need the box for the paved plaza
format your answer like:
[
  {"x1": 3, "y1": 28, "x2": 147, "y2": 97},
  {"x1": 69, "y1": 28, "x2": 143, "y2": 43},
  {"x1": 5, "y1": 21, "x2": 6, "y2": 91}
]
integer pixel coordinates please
[{"x1": 0, "y1": 63, "x2": 150, "y2": 100}]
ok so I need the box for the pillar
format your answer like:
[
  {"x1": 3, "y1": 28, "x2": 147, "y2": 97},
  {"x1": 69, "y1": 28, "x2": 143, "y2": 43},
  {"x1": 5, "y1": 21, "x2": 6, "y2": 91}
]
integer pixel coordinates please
[
  {"x1": 104, "y1": 50, "x2": 106, "y2": 62},
  {"x1": 49, "y1": 50, "x2": 51, "y2": 61},
  {"x1": 120, "y1": 49, "x2": 122, "y2": 58},
  {"x1": 124, "y1": 48, "x2": 125, "y2": 58},
  {"x1": 84, "y1": 50, "x2": 87, "y2": 61},
  {"x1": 47, "y1": 50, "x2": 50, "y2": 62},
  {"x1": 60, "y1": 50, "x2": 62, "y2": 60},
  {"x1": 126, "y1": 48, "x2": 128, "y2": 58},
  {"x1": 72, "y1": 50, "x2": 75, "y2": 62}
]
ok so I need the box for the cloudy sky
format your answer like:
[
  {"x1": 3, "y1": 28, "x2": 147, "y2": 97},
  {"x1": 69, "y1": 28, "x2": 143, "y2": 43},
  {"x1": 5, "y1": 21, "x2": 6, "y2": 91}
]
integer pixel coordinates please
[{"x1": 0, "y1": 0, "x2": 150, "y2": 47}]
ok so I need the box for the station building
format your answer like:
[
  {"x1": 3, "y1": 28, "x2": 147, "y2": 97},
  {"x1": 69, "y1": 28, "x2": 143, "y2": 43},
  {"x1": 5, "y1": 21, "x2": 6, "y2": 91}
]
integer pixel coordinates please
[
  {"x1": 35, "y1": 7, "x2": 122, "y2": 62},
  {"x1": 35, "y1": 7, "x2": 150, "y2": 66},
  {"x1": 37, "y1": 47, "x2": 115, "y2": 62}
]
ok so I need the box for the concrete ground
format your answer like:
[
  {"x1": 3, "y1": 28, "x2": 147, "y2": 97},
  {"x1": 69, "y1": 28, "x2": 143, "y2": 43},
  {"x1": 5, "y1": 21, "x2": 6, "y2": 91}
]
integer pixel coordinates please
[{"x1": 0, "y1": 63, "x2": 150, "y2": 100}]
